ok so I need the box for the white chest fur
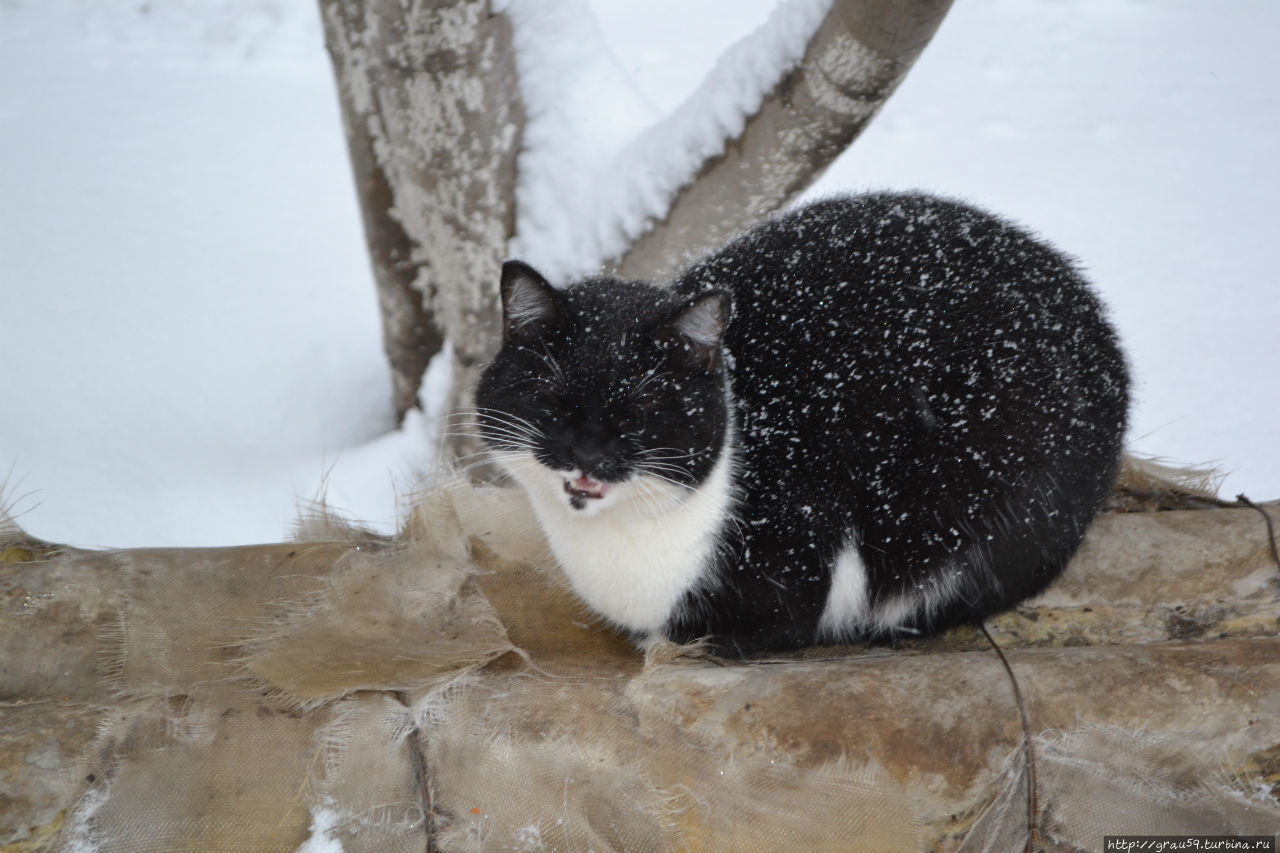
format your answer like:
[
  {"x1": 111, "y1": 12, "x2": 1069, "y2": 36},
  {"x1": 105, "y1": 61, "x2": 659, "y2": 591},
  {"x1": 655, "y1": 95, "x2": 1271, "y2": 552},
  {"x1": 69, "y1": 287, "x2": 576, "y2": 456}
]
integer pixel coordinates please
[{"x1": 501, "y1": 447, "x2": 734, "y2": 637}]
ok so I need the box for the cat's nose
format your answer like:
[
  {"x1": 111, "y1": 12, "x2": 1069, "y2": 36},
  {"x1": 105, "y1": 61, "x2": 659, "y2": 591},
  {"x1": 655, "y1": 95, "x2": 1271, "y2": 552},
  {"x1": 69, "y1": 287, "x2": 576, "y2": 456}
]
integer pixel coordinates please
[
  {"x1": 571, "y1": 445, "x2": 606, "y2": 474},
  {"x1": 570, "y1": 428, "x2": 616, "y2": 474}
]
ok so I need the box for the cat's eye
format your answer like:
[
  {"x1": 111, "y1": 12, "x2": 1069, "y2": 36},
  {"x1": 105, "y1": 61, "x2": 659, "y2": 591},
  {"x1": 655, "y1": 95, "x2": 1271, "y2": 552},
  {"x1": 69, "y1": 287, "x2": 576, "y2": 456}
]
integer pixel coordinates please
[
  {"x1": 617, "y1": 409, "x2": 649, "y2": 435},
  {"x1": 628, "y1": 387, "x2": 662, "y2": 410},
  {"x1": 524, "y1": 383, "x2": 565, "y2": 415}
]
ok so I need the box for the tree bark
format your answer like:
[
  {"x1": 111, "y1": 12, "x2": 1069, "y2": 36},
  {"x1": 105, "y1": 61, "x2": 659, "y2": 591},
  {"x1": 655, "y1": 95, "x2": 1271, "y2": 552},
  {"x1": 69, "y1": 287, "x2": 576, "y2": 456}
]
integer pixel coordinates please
[{"x1": 319, "y1": 0, "x2": 522, "y2": 424}]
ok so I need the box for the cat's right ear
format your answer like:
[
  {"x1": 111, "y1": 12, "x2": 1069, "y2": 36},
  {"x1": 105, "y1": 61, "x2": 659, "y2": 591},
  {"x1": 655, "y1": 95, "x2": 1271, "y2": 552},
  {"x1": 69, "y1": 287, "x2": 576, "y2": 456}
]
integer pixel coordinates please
[{"x1": 500, "y1": 260, "x2": 559, "y2": 342}]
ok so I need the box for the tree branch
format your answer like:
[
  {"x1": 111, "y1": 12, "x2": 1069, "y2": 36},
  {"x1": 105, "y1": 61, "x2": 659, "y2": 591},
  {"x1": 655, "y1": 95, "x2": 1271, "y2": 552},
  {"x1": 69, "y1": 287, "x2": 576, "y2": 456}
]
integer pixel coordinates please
[{"x1": 613, "y1": 0, "x2": 955, "y2": 280}]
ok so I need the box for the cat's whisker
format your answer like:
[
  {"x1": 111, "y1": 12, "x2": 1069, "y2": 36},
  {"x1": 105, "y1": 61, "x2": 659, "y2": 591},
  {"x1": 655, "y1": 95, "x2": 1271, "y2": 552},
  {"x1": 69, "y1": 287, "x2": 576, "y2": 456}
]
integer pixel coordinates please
[
  {"x1": 632, "y1": 461, "x2": 697, "y2": 482},
  {"x1": 634, "y1": 462, "x2": 694, "y2": 484},
  {"x1": 470, "y1": 414, "x2": 548, "y2": 445},
  {"x1": 636, "y1": 447, "x2": 703, "y2": 465},
  {"x1": 441, "y1": 434, "x2": 536, "y2": 454},
  {"x1": 629, "y1": 481, "x2": 674, "y2": 521},
  {"x1": 633, "y1": 461, "x2": 695, "y2": 487},
  {"x1": 448, "y1": 447, "x2": 506, "y2": 468},
  {"x1": 469, "y1": 427, "x2": 538, "y2": 447},
  {"x1": 475, "y1": 418, "x2": 547, "y2": 442},
  {"x1": 473, "y1": 405, "x2": 548, "y2": 430},
  {"x1": 456, "y1": 451, "x2": 544, "y2": 485},
  {"x1": 632, "y1": 474, "x2": 686, "y2": 511},
  {"x1": 635, "y1": 452, "x2": 696, "y2": 466}
]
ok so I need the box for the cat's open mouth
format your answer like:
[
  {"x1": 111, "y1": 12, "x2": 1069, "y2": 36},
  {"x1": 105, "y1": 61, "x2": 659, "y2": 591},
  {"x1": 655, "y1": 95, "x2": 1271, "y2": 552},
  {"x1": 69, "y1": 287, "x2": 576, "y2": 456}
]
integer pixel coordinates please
[{"x1": 564, "y1": 475, "x2": 610, "y2": 501}]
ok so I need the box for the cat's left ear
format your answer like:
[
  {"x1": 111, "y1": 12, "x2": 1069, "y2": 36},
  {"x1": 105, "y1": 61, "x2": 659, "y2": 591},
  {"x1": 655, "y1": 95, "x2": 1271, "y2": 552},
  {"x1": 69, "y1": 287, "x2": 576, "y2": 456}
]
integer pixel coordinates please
[{"x1": 669, "y1": 290, "x2": 732, "y2": 369}]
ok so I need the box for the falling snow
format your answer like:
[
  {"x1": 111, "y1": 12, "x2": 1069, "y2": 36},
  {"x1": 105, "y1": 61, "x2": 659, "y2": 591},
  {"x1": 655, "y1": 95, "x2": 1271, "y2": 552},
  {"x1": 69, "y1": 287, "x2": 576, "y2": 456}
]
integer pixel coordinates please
[{"x1": 479, "y1": 192, "x2": 1129, "y2": 656}]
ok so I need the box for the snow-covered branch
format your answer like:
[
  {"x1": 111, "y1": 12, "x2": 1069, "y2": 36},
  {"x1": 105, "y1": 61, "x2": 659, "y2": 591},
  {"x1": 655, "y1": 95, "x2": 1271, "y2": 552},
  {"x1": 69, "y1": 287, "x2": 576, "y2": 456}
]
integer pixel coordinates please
[
  {"x1": 504, "y1": 0, "x2": 952, "y2": 284},
  {"x1": 614, "y1": 0, "x2": 955, "y2": 280}
]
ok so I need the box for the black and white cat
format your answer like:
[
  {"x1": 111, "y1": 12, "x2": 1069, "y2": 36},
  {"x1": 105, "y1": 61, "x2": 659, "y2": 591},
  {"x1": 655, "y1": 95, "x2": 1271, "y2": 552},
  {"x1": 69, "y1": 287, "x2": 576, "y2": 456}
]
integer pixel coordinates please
[{"x1": 475, "y1": 193, "x2": 1129, "y2": 656}]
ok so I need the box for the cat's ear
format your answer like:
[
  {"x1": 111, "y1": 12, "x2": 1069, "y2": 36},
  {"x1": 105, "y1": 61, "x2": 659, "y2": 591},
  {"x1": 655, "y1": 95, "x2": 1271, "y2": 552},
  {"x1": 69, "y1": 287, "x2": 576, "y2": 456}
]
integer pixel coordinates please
[
  {"x1": 668, "y1": 290, "x2": 732, "y2": 368},
  {"x1": 500, "y1": 260, "x2": 559, "y2": 342}
]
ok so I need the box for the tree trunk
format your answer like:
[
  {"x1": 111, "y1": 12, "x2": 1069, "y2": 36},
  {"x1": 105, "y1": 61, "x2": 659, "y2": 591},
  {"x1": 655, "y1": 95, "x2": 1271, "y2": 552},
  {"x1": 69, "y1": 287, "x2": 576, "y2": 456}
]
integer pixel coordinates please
[
  {"x1": 321, "y1": 0, "x2": 953, "y2": 459},
  {"x1": 319, "y1": 0, "x2": 523, "y2": 427}
]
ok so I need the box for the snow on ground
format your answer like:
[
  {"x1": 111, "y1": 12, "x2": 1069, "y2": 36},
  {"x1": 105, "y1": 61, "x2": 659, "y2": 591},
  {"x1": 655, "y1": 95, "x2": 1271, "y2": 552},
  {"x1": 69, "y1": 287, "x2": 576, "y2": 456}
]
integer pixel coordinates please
[
  {"x1": 0, "y1": 0, "x2": 430, "y2": 547},
  {"x1": 0, "y1": 0, "x2": 1276, "y2": 548}
]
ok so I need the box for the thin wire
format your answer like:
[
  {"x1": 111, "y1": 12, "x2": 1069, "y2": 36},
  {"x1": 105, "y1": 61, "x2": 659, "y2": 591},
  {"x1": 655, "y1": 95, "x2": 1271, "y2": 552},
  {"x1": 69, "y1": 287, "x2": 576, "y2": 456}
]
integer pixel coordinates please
[
  {"x1": 1236, "y1": 494, "x2": 1280, "y2": 573},
  {"x1": 397, "y1": 691, "x2": 438, "y2": 852},
  {"x1": 978, "y1": 621, "x2": 1039, "y2": 853}
]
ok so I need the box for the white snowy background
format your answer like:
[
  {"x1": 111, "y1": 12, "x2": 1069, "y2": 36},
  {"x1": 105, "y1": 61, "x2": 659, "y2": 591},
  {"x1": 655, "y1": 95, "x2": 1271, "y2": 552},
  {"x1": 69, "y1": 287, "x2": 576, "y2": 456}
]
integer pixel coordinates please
[{"x1": 1, "y1": 0, "x2": 1276, "y2": 548}]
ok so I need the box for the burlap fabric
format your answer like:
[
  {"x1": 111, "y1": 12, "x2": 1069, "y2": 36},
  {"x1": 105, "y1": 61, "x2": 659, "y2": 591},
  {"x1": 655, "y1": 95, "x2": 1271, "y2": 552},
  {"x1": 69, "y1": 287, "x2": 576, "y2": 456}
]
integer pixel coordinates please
[{"x1": 3, "y1": 480, "x2": 1279, "y2": 851}]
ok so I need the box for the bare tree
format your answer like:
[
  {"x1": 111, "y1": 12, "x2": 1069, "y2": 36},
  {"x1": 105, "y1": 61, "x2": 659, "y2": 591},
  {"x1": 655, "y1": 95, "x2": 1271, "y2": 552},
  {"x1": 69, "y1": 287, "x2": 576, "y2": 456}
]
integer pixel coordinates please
[{"x1": 319, "y1": 0, "x2": 954, "y2": 451}]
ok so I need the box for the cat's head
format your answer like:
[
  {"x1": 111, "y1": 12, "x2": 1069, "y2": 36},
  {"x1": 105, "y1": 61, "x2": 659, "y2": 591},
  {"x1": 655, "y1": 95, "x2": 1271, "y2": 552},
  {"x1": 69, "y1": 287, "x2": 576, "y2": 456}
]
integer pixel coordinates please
[{"x1": 475, "y1": 260, "x2": 732, "y2": 516}]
